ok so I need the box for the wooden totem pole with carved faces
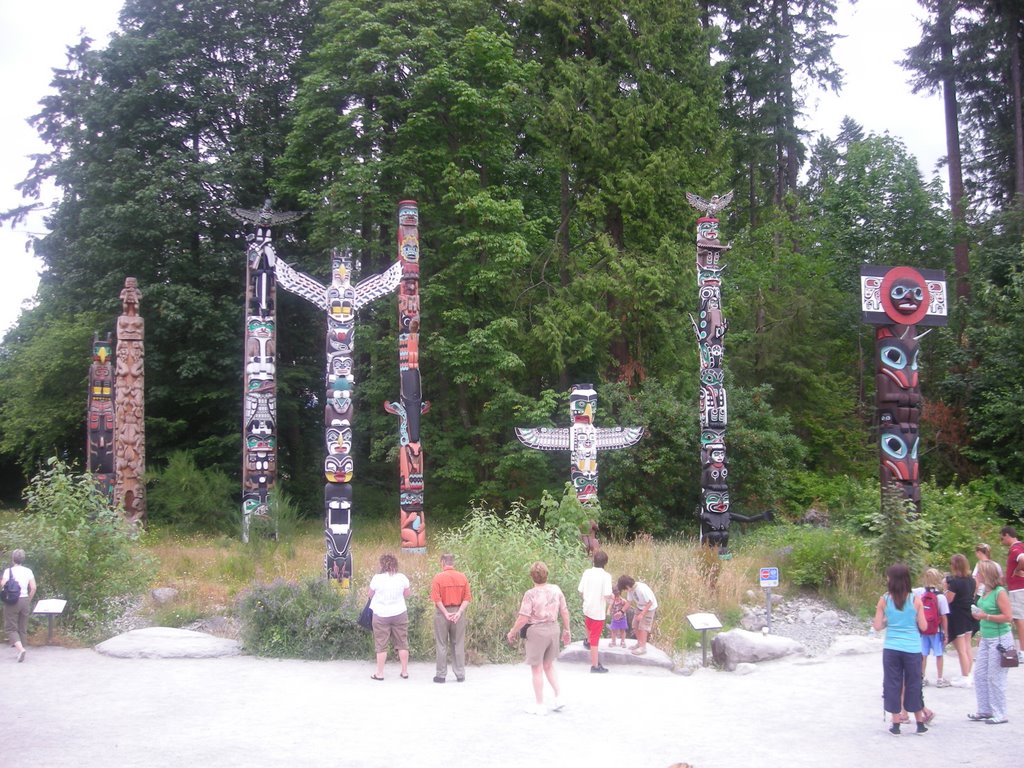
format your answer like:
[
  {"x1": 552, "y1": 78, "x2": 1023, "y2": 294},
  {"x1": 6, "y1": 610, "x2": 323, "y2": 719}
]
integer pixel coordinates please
[{"x1": 860, "y1": 265, "x2": 947, "y2": 512}]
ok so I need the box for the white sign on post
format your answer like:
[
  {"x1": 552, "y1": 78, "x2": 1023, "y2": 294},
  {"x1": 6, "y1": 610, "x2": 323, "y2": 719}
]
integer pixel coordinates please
[{"x1": 759, "y1": 567, "x2": 779, "y2": 588}]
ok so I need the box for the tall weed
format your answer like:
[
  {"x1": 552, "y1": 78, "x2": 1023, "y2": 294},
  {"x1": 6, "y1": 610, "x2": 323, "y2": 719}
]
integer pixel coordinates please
[{"x1": 0, "y1": 458, "x2": 155, "y2": 638}]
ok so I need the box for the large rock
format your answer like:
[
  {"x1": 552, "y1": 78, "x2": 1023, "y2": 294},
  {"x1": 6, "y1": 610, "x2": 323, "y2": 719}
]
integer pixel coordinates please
[
  {"x1": 711, "y1": 628, "x2": 803, "y2": 670},
  {"x1": 95, "y1": 627, "x2": 241, "y2": 659}
]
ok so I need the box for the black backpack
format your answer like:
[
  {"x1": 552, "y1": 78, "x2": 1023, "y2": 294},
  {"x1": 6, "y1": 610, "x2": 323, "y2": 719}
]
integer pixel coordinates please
[{"x1": 1, "y1": 567, "x2": 21, "y2": 605}]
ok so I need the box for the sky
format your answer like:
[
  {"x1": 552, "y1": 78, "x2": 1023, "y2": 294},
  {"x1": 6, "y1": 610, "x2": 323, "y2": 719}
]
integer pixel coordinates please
[{"x1": 0, "y1": 0, "x2": 947, "y2": 337}]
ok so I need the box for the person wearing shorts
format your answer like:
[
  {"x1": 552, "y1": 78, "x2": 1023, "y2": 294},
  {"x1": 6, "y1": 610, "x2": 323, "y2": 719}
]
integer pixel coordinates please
[
  {"x1": 1000, "y1": 526, "x2": 1024, "y2": 658},
  {"x1": 578, "y1": 549, "x2": 613, "y2": 673},
  {"x1": 368, "y1": 553, "x2": 411, "y2": 680},
  {"x1": 617, "y1": 574, "x2": 657, "y2": 655},
  {"x1": 507, "y1": 561, "x2": 572, "y2": 715}
]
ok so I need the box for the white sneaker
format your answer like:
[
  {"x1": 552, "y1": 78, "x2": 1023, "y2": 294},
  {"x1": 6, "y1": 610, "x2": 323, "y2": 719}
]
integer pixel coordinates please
[
  {"x1": 952, "y1": 675, "x2": 973, "y2": 688},
  {"x1": 936, "y1": 678, "x2": 951, "y2": 688},
  {"x1": 525, "y1": 704, "x2": 547, "y2": 716},
  {"x1": 922, "y1": 678, "x2": 930, "y2": 687},
  {"x1": 551, "y1": 697, "x2": 565, "y2": 712}
]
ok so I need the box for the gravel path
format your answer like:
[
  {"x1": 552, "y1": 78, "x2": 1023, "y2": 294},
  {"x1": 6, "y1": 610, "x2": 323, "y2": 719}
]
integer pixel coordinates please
[{"x1": 9, "y1": 636, "x2": 1021, "y2": 768}]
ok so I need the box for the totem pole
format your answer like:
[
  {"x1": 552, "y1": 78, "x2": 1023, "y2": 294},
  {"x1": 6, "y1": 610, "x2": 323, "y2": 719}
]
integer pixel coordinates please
[
  {"x1": 276, "y1": 246, "x2": 401, "y2": 585},
  {"x1": 860, "y1": 265, "x2": 947, "y2": 512},
  {"x1": 87, "y1": 332, "x2": 115, "y2": 501},
  {"x1": 686, "y1": 191, "x2": 770, "y2": 553},
  {"x1": 385, "y1": 201, "x2": 430, "y2": 553},
  {"x1": 230, "y1": 202, "x2": 303, "y2": 541},
  {"x1": 516, "y1": 384, "x2": 643, "y2": 505},
  {"x1": 114, "y1": 277, "x2": 146, "y2": 524}
]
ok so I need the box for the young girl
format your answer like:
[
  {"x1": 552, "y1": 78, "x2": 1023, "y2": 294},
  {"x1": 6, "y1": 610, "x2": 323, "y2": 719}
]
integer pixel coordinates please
[{"x1": 608, "y1": 587, "x2": 630, "y2": 647}]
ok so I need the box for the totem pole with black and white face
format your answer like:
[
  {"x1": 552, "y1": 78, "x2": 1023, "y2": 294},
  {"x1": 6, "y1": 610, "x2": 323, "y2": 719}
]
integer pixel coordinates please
[
  {"x1": 274, "y1": 238, "x2": 402, "y2": 585},
  {"x1": 385, "y1": 201, "x2": 430, "y2": 553},
  {"x1": 687, "y1": 192, "x2": 733, "y2": 551},
  {"x1": 860, "y1": 265, "x2": 947, "y2": 512},
  {"x1": 231, "y1": 202, "x2": 302, "y2": 542},
  {"x1": 515, "y1": 384, "x2": 643, "y2": 505}
]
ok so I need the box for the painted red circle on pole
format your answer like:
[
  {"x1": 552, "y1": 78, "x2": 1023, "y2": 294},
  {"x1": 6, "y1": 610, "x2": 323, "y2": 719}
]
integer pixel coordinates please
[{"x1": 879, "y1": 266, "x2": 929, "y2": 325}]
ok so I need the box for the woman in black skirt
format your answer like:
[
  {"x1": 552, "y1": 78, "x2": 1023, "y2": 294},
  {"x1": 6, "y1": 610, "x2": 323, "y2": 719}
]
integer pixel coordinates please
[{"x1": 945, "y1": 553, "x2": 979, "y2": 685}]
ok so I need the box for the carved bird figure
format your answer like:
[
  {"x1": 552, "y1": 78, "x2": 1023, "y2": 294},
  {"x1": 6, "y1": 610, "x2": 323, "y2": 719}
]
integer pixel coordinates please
[{"x1": 685, "y1": 190, "x2": 734, "y2": 216}]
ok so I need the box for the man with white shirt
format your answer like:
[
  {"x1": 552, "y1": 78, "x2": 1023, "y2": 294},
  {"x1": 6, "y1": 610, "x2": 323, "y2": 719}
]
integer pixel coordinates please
[{"x1": 578, "y1": 550, "x2": 613, "y2": 673}]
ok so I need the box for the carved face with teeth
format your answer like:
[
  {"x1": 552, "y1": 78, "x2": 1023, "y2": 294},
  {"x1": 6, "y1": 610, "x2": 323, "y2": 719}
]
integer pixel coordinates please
[{"x1": 888, "y1": 278, "x2": 925, "y2": 315}]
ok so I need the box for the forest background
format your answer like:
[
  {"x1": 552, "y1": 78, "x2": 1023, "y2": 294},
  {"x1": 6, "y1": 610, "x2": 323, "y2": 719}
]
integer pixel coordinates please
[{"x1": 2, "y1": 0, "x2": 1023, "y2": 545}]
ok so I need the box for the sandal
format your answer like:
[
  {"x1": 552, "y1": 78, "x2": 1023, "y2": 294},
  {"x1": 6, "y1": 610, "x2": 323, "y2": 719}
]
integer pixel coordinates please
[
  {"x1": 922, "y1": 710, "x2": 936, "y2": 724},
  {"x1": 370, "y1": 674, "x2": 384, "y2": 681},
  {"x1": 967, "y1": 713, "x2": 993, "y2": 721},
  {"x1": 400, "y1": 672, "x2": 409, "y2": 679}
]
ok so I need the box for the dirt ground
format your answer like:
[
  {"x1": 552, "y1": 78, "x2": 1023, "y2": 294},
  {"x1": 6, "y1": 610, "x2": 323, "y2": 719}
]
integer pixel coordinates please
[{"x1": 7, "y1": 643, "x2": 1020, "y2": 767}]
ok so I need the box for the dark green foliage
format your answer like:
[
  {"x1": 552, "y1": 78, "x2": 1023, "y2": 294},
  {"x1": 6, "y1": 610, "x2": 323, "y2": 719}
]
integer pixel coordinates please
[
  {"x1": 238, "y1": 578, "x2": 370, "y2": 659},
  {"x1": 0, "y1": 458, "x2": 155, "y2": 637},
  {"x1": 146, "y1": 450, "x2": 237, "y2": 533},
  {"x1": 868, "y1": 486, "x2": 931, "y2": 579},
  {"x1": 238, "y1": 578, "x2": 430, "y2": 660},
  {"x1": 433, "y1": 501, "x2": 588, "y2": 662},
  {"x1": 0, "y1": 312, "x2": 104, "y2": 475}
]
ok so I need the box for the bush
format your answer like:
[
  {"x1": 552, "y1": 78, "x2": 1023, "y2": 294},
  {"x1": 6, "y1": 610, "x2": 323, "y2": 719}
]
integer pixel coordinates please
[
  {"x1": 434, "y1": 501, "x2": 589, "y2": 662},
  {"x1": 919, "y1": 482, "x2": 1006, "y2": 568},
  {"x1": 237, "y1": 577, "x2": 430, "y2": 660},
  {"x1": 0, "y1": 458, "x2": 156, "y2": 638},
  {"x1": 868, "y1": 486, "x2": 931, "y2": 578},
  {"x1": 147, "y1": 450, "x2": 237, "y2": 533}
]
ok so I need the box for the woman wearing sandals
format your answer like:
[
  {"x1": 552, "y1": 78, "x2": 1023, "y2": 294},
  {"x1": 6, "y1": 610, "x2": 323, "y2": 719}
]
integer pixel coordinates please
[
  {"x1": 368, "y1": 553, "x2": 411, "y2": 681},
  {"x1": 968, "y1": 560, "x2": 1013, "y2": 724},
  {"x1": 873, "y1": 563, "x2": 930, "y2": 735}
]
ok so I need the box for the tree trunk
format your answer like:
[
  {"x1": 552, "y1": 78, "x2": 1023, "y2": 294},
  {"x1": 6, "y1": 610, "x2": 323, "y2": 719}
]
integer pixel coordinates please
[{"x1": 939, "y1": 1, "x2": 970, "y2": 301}]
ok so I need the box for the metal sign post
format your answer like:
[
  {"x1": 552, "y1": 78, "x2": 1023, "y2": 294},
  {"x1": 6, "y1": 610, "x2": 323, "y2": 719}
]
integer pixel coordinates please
[
  {"x1": 759, "y1": 567, "x2": 779, "y2": 633},
  {"x1": 687, "y1": 612, "x2": 723, "y2": 667}
]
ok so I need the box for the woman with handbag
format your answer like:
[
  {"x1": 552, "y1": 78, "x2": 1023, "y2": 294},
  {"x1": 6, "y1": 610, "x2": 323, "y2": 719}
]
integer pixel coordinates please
[
  {"x1": 367, "y1": 553, "x2": 411, "y2": 680},
  {"x1": 506, "y1": 561, "x2": 571, "y2": 715},
  {"x1": 969, "y1": 559, "x2": 1013, "y2": 724}
]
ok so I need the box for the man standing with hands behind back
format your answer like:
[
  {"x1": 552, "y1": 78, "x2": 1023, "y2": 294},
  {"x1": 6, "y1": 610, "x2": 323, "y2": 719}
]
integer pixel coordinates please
[
  {"x1": 431, "y1": 553, "x2": 471, "y2": 683},
  {"x1": 578, "y1": 549, "x2": 613, "y2": 673}
]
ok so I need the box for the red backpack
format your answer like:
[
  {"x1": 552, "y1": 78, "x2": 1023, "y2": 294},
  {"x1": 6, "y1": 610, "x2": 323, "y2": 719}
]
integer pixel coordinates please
[{"x1": 920, "y1": 589, "x2": 940, "y2": 636}]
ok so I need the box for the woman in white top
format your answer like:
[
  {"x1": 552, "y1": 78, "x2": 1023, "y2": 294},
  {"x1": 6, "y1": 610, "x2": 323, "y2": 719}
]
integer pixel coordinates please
[
  {"x1": 1, "y1": 548, "x2": 37, "y2": 662},
  {"x1": 368, "y1": 553, "x2": 411, "y2": 680}
]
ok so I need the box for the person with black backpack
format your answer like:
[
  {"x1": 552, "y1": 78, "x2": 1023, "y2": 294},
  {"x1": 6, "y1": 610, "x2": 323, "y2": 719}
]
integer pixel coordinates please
[{"x1": 1, "y1": 548, "x2": 36, "y2": 662}]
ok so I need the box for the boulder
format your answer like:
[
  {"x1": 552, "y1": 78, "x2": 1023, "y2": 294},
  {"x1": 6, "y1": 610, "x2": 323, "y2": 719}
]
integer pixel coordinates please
[
  {"x1": 95, "y1": 627, "x2": 241, "y2": 659},
  {"x1": 150, "y1": 587, "x2": 179, "y2": 605},
  {"x1": 711, "y1": 628, "x2": 804, "y2": 670}
]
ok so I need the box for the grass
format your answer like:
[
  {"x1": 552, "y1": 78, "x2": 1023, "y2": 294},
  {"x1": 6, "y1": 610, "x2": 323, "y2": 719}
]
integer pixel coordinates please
[{"x1": 23, "y1": 512, "x2": 873, "y2": 658}]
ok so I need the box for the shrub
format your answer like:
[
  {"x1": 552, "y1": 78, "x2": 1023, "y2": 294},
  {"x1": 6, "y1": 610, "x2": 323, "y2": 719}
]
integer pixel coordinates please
[
  {"x1": 147, "y1": 450, "x2": 237, "y2": 533},
  {"x1": 918, "y1": 482, "x2": 1005, "y2": 568},
  {"x1": 868, "y1": 486, "x2": 931, "y2": 578},
  {"x1": 0, "y1": 458, "x2": 156, "y2": 638},
  {"x1": 237, "y1": 577, "x2": 431, "y2": 660},
  {"x1": 239, "y1": 578, "x2": 362, "y2": 658},
  {"x1": 434, "y1": 501, "x2": 589, "y2": 662}
]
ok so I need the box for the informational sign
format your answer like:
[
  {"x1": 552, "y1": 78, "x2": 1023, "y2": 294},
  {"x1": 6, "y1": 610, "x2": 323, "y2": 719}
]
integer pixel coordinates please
[
  {"x1": 759, "y1": 567, "x2": 779, "y2": 588},
  {"x1": 687, "y1": 612, "x2": 723, "y2": 631}
]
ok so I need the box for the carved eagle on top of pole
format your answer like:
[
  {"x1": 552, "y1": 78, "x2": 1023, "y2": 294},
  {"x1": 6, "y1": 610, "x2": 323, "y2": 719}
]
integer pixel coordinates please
[{"x1": 685, "y1": 190, "x2": 734, "y2": 217}]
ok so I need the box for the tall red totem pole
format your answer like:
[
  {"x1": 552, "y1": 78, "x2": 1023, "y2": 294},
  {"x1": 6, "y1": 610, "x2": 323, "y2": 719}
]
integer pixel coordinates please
[
  {"x1": 386, "y1": 201, "x2": 430, "y2": 553},
  {"x1": 860, "y1": 265, "x2": 947, "y2": 511}
]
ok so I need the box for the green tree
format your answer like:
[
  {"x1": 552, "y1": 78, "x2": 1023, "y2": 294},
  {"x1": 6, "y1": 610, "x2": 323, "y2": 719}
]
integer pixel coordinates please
[{"x1": 2, "y1": 0, "x2": 323, "y2": 494}]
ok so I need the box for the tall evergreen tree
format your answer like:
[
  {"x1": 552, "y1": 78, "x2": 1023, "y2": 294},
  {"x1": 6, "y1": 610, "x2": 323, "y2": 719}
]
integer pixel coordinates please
[{"x1": 2, "y1": 0, "x2": 321, "y2": 485}]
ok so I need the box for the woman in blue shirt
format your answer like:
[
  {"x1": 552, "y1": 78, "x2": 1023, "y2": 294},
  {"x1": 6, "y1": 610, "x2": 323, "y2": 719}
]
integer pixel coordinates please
[{"x1": 873, "y1": 562, "x2": 929, "y2": 735}]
